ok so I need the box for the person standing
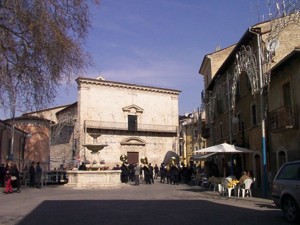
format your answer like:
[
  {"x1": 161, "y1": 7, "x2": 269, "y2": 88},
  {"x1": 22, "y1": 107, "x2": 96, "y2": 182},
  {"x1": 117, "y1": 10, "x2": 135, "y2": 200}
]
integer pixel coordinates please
[
  {"x1": 29, "y1": 161, "x2": 36, "y2": 187},
  {"x1": 134, "y1": 164, "x2": 141, "y2": 186},
  {"x1": 143, "y1": 164, "x2": 151, "y2": 184},
  {"x1": 4, "y1": 170, "x2": 13, "y2": 194},
  {"x1": 160, "y1": 163, "x2": 166, "y2": 183},
  {"x1": 128, "y1": 164, "x2": 135, "y2": 182},
  {"x1": 120, "y1": 162, "x2": 129, "y2": 183},
  {"x1": 170, "y1": 163, "x2": 179, "y2": 185},
  {"x1": 149, "y1": 163, "x2": 154, "y2": 184},
  {"x1": 154, "y1": 164, "x2": 159, "y2": 179},
  {"x1": 166, "y1": 164, "x2": 171, "y2": 184},
  {"x1": 78, "y1": 162, "x2": 87, "y2": 170},
  {"x1": 10, "y1": 162, "x2": 21, "y2": 193},
  {"x1": 36, "y1": 162, "x2": 43, "y2": 188}
]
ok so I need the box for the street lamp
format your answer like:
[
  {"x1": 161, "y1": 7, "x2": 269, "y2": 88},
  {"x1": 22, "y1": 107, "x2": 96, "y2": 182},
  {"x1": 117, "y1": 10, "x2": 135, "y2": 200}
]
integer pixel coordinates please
[
  {"x1": 231, "y1": 29, "x2": 269, "y2": 197},
  {"x1": 250, "y1": 28, "x2": 268, "y2": 197}
]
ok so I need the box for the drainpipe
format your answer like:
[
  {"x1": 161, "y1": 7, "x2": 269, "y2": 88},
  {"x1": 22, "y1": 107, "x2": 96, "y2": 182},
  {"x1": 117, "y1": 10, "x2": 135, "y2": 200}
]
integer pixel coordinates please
[{"x1": 227, "y1": 73, "x2": 232, "y2": 144}]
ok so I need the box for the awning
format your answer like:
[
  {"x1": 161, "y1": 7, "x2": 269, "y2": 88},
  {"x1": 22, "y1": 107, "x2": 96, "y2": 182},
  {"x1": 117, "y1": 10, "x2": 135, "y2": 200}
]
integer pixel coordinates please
[
  {"x1": 194, "y1": 143, "x2": 254, "y2": 153},
  {"x1": 191, "y1": 152, "x2": 217, "y2": 160}
]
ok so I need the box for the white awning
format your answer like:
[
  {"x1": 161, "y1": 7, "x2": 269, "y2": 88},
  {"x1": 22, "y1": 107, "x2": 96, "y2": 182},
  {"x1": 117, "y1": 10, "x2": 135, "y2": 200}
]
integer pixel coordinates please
[
  {"x1": 191, "y1": 152, "x2": 217, "y2": 160},
  {"x1": 194, "y1": 143, "x2": 254, "y2": 153}
]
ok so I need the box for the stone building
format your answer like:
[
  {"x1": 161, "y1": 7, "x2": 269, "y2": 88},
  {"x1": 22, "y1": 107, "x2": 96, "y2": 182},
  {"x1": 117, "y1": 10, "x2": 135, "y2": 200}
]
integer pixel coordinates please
[
  {"x1": 19, "y1": 77, "x2": 180, "y2": 170},
  {"x1": 199, "y1": 14, "x2": 300, "y2": 190},
  {"x1": 13, "y1": 116, "x2": 51, "y2": 170},
  {"x1": 21, "y1": 105, "x2": 74, "y2": 170},
  {"x1": 75, "y1": 77, "x2": 180, "y2": 168},
  {"x1": 0, "y1": 120, "x2": 27, "y2": 169},
  {"x1": 179, "y1": 110, "x2": 207, "y2": 166},
  {"x1": 268, "y1": 48, "x2": 300, "y2": 175},
  {"x1": 1, "y1": 116, "x2": 50, "y2": 171}
]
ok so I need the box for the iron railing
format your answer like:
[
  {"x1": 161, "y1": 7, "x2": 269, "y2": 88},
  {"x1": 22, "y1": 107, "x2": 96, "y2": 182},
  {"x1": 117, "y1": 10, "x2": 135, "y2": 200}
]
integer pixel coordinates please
[
  {"x1": 269, "y1": 105, "x2": 298, "y2": 130},
  {"x1": 85, "y1": 120, "x2": 177, "y2": 133}
]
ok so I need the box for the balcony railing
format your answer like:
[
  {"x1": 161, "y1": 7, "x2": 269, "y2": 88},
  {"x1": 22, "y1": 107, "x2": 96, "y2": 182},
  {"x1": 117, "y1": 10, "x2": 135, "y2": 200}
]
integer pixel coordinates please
[
  {"x1": 84, "y1": 120, "x2": 177, "y2": 133},
  {"x1": 269, "y1": 105, "x2": 298, "y2": 130}
]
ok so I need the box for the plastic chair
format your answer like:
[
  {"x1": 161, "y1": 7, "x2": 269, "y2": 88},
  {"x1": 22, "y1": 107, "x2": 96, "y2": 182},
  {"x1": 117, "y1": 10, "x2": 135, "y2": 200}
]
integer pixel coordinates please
[
  {"x1": 241, "y1": 178, "x2": 253, "y2": 197},
  {"x1": 210, "y1": 177, "x2": 219, "y2": 191},
  {"x1": 220, "y1": 178, "x2": 229, "y2": 196}
]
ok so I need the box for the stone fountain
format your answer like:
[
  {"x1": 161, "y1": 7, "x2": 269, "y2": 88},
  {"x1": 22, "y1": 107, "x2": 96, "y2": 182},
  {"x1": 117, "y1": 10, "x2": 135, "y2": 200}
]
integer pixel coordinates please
[
  {"x1": 82, "y1": 133, "x2": 108, "y2": 171},
  {"x1": 65, "y1": 133, "x2": 122, "y2": 189}
]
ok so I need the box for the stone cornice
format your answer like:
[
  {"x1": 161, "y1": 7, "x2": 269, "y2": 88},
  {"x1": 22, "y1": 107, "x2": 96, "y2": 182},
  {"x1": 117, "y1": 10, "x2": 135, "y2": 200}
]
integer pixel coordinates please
[
  {"x1": 122, "y1": 104, "x2": 144, "y2": 114},
  {"x1": 76, "y1": 77, "x2": 181, "y2": 95},
  {"x1": 120, "y1": 137, "x2": 146, "y2": 146}
]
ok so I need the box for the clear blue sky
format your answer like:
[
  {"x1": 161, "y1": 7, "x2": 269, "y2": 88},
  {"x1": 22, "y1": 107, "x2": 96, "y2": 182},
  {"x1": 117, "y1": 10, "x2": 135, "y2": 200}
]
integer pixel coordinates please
[{"x1": 2, "y1": 0, "x2": 271, "y2": 119}]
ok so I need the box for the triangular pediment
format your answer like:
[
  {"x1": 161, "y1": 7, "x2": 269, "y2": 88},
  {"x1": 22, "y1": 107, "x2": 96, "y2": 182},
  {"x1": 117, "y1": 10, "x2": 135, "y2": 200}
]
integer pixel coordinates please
[
  {"x1": 122, "y1": 104, "x2": 144, "y2": 114},
  {"x1": 121, "y1": 137, "x2": 146, "y2": 146}
]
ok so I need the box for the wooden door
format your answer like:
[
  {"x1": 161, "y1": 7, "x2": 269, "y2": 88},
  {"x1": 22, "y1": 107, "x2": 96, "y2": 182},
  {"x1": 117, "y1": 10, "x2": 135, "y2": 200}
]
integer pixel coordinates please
[{"x1": 127, "y1": 152, "x2": 139, "y2": 164}]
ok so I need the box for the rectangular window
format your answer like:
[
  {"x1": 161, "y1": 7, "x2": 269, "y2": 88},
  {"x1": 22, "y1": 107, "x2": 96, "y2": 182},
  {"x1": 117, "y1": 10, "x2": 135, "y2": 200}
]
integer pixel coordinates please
[
  {"x1": 128, "y1": 115, "x2": 137, "y2": 131},
  {"x1": 251, "y1": 104, "x2": 257, "y2": 126}
]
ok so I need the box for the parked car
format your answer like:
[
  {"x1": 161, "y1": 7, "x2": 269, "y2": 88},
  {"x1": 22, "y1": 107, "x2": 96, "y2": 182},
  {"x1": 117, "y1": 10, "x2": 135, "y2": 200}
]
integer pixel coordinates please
[{"x1": 272, "y1": 160, "x2": 300, "y2": 223}]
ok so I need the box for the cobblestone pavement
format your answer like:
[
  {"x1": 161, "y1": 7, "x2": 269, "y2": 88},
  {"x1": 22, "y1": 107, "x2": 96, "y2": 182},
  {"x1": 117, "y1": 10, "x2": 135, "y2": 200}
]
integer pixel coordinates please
[{"x1": 0, "y1": 180, "x2": 288, "y2": 225}]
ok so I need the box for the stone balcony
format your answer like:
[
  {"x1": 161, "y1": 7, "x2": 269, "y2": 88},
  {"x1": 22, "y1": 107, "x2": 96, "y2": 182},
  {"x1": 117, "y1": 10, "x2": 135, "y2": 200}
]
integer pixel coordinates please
[{"x1": 84, "y1": 120, "x2": 178, "y2": 134}]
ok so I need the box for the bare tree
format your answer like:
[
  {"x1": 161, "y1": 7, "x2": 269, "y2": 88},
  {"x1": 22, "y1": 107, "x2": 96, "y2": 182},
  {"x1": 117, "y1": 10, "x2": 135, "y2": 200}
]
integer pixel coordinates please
[{"x1": 0, "y1": 0, "x2": 99, "y2": 117}]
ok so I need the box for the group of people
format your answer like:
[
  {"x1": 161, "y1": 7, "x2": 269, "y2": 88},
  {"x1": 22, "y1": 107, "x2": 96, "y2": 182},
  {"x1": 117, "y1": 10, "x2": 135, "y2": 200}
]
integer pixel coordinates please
[
  {"x1": 0, "y1": 161, "x2": 21, "y2": 194},
  {"x1": 0, "y1": 160, "x2": 44, "y2": 194},
  {"x1": 118, "y1": 159, "x2": 199, "y2": 186},
  {"x1": 119, "y1": 162, "x2": 158, "y2": 185},
  {"x1": 28, "y1": 161, "x2": 43, "y2": 188},
  {"x1": 159, "y1": 162, "x2": 199, "y2": 185}
]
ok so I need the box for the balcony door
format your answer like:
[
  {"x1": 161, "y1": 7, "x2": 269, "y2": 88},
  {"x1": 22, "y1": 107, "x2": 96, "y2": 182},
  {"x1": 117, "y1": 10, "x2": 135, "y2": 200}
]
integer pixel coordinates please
[
  {"x1": 283, "y1": 82, "x2": 291, "y2": 107},
  {"x1": 128, "y1": 115, "x2": 137, "y2": 131}
]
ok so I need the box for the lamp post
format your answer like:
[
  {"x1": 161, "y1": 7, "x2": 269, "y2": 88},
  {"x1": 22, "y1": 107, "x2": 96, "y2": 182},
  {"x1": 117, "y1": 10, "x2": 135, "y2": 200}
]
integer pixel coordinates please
[
  {"x1": 232, "y1": 29, "x2": 269, "y2": 197},
  {"x1": 250, "y1": 28, "x2": 268, "y2": 197}
]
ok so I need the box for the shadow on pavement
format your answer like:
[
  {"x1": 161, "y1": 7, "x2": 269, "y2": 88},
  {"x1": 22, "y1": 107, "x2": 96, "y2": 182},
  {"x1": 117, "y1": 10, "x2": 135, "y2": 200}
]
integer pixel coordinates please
[{"x1": 17, "y1": 199, "x2": 288, "y2": 225}]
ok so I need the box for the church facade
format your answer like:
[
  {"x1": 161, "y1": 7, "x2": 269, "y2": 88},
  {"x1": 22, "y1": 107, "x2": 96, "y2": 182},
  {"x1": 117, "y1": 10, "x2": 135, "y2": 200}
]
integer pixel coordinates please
[{"x1": 74, "y1": 77, "x2": 181, "y2": 168}]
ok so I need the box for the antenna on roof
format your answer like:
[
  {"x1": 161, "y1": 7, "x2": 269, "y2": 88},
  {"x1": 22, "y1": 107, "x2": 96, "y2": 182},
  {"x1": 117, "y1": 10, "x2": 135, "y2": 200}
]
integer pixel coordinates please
[
  {"x1": 215, "y1": 45, "x2": 221, "y2": 51},
  {"x1": 276, "y1": 1, "x2": 280, "y2": 16},
  {"x1": 282, "y1": 0, "x2": 286, "y2": 16},
  {"x1": 267, "y1": 0, "x2": 272, "y2": 19},
  {"x1": 256, "y1": 0, "x2": 260, "y2": 22}
]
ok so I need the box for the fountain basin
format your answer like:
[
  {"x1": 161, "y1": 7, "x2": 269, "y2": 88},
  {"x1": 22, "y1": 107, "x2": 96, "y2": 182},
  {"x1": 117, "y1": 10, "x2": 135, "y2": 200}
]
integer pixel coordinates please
[
  {"x1": 83, "y1": 144, "x2": 108, "y2": 152},
  {"x1": 65, "y1": 170, "x2": 123, "y2": 189},
  {"x1": 82, "y1": 144, "x2": 108, "y2": 171}
]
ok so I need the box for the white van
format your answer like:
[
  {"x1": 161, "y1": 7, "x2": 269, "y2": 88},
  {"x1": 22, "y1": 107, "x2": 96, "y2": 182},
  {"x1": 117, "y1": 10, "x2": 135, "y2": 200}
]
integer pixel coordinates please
[{"x1": 272, "y1": 160, "x2": 300, "y2": 223}]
